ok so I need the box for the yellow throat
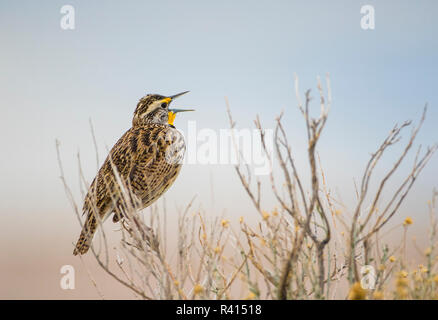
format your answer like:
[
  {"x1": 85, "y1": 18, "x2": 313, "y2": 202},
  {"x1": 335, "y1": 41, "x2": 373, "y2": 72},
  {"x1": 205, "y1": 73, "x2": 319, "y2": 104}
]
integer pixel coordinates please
[{"x1": 168, "y1": 111, "x2": 177, "y2": 126}]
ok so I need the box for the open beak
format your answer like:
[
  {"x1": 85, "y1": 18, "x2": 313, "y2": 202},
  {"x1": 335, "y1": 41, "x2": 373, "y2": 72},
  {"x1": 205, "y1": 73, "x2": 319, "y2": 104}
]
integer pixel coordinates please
[
  {"x1": 166, "y1": 91, "x2": 194, "y2": 125},
  {"x1": 168, "y1": 108, "x2": 195, "y2": 126},
  {"x1": 169, "y1": 91, "x2": 190, "y2": 100},
  {"x1": 169, "y1": 108, "x2": 195, "y2": 114}
]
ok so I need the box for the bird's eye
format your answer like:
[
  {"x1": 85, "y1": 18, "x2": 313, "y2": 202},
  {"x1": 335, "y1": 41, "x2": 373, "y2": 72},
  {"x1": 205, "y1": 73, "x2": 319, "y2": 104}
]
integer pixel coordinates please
[{"x1": 161, "y1": 103, "x2": 167, "y2": 108}]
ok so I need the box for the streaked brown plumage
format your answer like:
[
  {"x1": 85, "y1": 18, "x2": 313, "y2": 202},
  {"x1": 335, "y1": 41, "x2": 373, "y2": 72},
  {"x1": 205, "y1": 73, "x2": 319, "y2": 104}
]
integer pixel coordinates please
[{"x1": 73, "y1": 92, "x2": 191, "y2": 255}]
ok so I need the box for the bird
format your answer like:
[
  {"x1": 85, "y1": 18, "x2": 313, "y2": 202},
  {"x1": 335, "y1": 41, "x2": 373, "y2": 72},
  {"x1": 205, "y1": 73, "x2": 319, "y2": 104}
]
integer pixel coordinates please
[{"x1": 73, "y1": 91, "x2": 194, "y2": 255}]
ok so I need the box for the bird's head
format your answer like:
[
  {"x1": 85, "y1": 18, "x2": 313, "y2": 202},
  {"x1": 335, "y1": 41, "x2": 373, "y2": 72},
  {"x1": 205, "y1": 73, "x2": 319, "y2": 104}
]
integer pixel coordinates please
[{"x1": 133, "y1": 91, "x2": 194, "y2": 127}]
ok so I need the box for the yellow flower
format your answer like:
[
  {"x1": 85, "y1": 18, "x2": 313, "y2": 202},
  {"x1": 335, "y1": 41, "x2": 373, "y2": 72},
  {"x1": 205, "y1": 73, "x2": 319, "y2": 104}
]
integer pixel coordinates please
[
  {"x1": 389, "y1": 256, "x2": 396, "y2": 263},
  {"x1": 396, "y1": 287, "x2": 409, "y2": 299},
  {"x1": 395, "y1": 271, "x2": 409, "y2": 299},
  {"x1": 221, "y1": 219, "x2": 229, "y2": 228},
  {"x1": 433, "y1": 274, "x2": 438, "y2": 283},
  {"x1": 419, "y1": 265, "x2": 428, "y2": 273},
  {"x1": 174, "y1": 280, "x2": 180, "y2": 287},
  {"x1": 424, "y1": 247, "x2": 432, "y2": 256},
  {"x1": 214, "y1": 246, "x2": 221, "y2": 254},
  {"x1": 245, "y1": 292, "x2": 256, "y2": 300},
  {"x1": 396, "y1": 277, "x2": 409, "y2": 288},
  {"x1": 348, "y1": 282, "x2": 367, "y2": 300},
  {"x1": 373, "y1": 291, "x2": 384, "y2": 300},
  {"x1": 194, "y1": 284, "x2": 204, "y2": 295},
  {"x1": 378, "y1": 264, "x2": 386, "y2": 271},
  {"x1": 335, "y1": 209, "x2": 342, "y2": 216},
  {"x1": 395, "y1": 277, "x2": 409, "y2": 289},
  {"x1": 239, "y1": 216, "x2": 244, "y2": 223},
  {"x1": 272, "y1": 208, "x2": 279, "y2": 216},
  {"x1": 403, "y1": 217, "x2": 413, "y2": 226},
  {"x1": 399, "y1": 270, "x2": 409, "y2": 278},
  {"x1": 262, "y1": 211, "x2": 270, "y2": 220}
]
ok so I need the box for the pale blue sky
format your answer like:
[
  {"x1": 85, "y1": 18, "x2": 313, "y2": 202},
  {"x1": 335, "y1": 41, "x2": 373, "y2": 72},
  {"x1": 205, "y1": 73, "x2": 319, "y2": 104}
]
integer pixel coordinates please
[{"x1": 0, "y1": 0, "x2": 437, "y2": 236}]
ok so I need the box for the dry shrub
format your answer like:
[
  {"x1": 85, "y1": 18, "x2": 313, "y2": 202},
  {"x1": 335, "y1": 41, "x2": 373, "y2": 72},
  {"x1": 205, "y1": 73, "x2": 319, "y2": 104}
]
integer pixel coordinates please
[{"x1": 57, "y1": 76, "x2": 437, "y2": 299}]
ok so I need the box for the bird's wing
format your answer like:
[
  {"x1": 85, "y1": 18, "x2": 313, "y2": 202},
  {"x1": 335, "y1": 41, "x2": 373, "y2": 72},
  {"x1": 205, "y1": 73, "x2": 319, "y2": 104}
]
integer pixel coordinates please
[
  {"x1": 82, "y1": 129, "x2": 134, "y2": 217},
  {"x1": 76, "y1": 129, "x2": 135, "y2": 255},
  {"x1": 82, "y1": 125, "x2": 184, "y2": 222}
]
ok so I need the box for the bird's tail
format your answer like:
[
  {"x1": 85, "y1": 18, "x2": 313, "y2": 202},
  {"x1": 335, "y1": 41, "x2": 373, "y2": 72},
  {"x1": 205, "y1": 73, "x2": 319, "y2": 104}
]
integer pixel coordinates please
[{"x1": 73, "y1": 213, "x2": 98, "y2": 256}]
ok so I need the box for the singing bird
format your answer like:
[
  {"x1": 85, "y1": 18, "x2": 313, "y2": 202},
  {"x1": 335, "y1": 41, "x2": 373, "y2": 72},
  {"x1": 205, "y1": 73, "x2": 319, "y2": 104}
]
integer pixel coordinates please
[{"x1": 73, "y1": 91, "x2": 193, "y2": 255}]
